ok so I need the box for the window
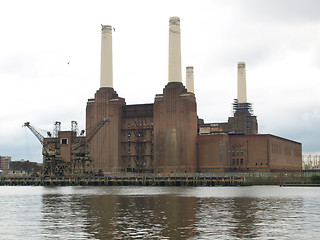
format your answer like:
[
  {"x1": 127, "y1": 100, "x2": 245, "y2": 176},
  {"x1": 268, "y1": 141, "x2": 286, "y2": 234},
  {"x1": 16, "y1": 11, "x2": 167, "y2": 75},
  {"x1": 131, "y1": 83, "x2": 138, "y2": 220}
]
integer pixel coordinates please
[
  {"x1": 136, "y1": 132, "x2": 144, "y2": 137},
  {"x1": 240, "y1": 158, "x2": 243, "y2": 164},
  {"x1": 61, "y1": 138, "x2": 68, "y2": 145}
]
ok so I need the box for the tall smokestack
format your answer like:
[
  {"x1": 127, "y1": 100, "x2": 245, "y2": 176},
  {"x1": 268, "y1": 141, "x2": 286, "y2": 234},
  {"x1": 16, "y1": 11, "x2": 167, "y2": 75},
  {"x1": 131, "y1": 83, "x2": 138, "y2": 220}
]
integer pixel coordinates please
[
  {"x1": 168, "y1": 17, "x2": 182, "y2": 83},
  {"x1": 186, "y1": 66, "x2": 194, "y2": 93},
  {"x1": 100, "y1": 25, "x2": 113, "y2": 88},
  {"x1": 237, "y1": 62, "x2": 247, "y2": 103}
]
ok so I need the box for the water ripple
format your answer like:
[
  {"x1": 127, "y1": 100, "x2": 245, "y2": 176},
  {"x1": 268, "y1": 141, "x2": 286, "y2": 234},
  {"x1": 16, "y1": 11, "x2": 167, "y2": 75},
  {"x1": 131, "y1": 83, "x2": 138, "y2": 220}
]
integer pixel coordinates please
[{"x1": 0, "y1": 186, "x2": 320, "y2": 239}]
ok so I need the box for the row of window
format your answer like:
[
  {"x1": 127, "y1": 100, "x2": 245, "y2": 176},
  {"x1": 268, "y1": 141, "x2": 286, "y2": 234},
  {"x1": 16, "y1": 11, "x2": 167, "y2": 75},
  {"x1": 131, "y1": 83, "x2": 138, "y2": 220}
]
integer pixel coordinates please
[
  {"x1": 232, "y1": 158, "x2": 244, "y2": 165},
  {"x1": 124, "y1": 122, "x2": 153, "y2": 128},
  {"x1": 232, "y1": 159, "x2": 268, "y2": 166},
  {"x1": 232, "y1": 152, "x2": 244, "y2": 157},
  {"x1": 124, "y1": 131, "x2": 153, "y2": 138}
]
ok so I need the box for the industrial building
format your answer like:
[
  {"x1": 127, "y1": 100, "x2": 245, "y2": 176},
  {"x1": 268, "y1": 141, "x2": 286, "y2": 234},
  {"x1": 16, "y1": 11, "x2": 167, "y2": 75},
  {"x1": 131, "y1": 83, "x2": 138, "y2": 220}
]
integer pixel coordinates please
[
  {"x1": 85, "y1": 17, "x2": 302, "y2": 174},
  {"x1": 24, "y1": 17, "x2": 301, "y2": 176}
]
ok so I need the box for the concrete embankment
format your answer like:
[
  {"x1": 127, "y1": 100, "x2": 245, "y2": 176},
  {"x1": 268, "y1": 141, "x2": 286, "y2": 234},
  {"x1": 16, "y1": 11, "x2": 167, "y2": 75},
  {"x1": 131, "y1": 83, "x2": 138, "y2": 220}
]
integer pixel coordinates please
[
  {"x1": 0, "y1": 175, "x2": 243, "y2": 187},
  {"x1": 1, "y1": 171, "x2": 320, "y2": 186}
]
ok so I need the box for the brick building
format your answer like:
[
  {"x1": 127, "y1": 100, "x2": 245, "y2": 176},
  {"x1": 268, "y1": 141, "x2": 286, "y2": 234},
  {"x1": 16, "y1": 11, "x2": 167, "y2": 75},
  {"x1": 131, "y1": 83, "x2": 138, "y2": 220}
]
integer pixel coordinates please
[
  {"x1": 198, "y1": 134, "x2": 301, "y2": 172},
  {"x1": 85, "y1": 17, "x2": 302, "y2": 174}
]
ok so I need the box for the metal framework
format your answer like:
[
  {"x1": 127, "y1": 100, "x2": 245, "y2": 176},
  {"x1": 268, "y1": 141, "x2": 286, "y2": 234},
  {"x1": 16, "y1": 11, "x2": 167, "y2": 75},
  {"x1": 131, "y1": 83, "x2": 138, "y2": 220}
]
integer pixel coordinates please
[
  {"x1": 232, "y1": 99, "x2": 254, "y2": 135},
  {"x1": 232, "y1": 99, "x2": 253, "y2": 114},
  {"x1": 23, "y1": 122, "x2": 68, "y2": 177},
  {"x1": 23, "y1": 122, "x2": 45, "y2": 145},
  {"x1": 53, "y1": 121, "x2": 61, "y2": 138},
  {"x1": 71, "y1": 121, "x2": 78, "y2": 135},
  {"x1": 71, "y1": 118, "x2": 109, "y2": 175},
  {"x1": 134, "y1": 118, "x2": 147, "y2": 172}
]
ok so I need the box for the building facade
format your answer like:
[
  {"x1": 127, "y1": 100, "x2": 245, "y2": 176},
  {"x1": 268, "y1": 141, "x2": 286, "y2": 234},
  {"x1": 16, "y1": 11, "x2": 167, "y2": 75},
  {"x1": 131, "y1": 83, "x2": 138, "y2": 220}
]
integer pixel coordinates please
[
  {"x1": 0, "y1": 156, "x2": 11, "y2": 174},
  {"x1": 85, "y1": 17, "x2": 302, "y2": 174},
  {"x1": 198, "y1": 134, "x2": 301, "y2": 172}
]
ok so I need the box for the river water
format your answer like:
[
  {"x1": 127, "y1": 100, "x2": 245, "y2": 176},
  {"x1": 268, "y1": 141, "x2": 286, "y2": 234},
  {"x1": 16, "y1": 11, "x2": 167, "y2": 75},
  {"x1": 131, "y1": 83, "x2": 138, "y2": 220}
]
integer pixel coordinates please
[{"x1": 0, "y1": 186, "x2": 319, "y2": 239}]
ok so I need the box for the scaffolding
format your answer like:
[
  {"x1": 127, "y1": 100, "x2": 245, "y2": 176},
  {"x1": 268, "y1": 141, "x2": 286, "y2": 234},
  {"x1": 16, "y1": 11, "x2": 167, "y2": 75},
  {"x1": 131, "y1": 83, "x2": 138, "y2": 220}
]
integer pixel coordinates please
[
  {"x1": 53, "y1": 121, "x2": 61, "y2": 138},
  {"x1": 232, "y1": 99, "x2": 254, "y2": 114},
  {"x1": 232, "y1": 99, "x2": 254, "y2": 135}
]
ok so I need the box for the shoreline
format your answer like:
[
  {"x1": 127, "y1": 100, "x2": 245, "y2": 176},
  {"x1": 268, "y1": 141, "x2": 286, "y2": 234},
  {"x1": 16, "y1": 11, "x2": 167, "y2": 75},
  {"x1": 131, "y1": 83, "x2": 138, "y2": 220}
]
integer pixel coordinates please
[{"x1": 1, "y1": 171, "x2": 319, "y2": 186}]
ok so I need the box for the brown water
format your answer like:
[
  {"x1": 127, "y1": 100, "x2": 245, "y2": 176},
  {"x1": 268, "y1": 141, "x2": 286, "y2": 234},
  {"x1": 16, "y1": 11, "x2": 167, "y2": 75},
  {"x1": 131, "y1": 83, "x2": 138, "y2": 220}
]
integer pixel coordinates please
[{"x1": 0, "y1": 186, "x2": 319, "y2": 239}]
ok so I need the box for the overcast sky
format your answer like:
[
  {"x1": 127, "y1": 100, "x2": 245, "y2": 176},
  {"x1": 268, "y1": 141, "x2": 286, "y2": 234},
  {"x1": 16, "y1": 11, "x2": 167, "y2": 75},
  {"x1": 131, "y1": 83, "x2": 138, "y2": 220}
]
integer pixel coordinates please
[{"x1": 0, "y1": 0, "x2": 319, "y2": 162}]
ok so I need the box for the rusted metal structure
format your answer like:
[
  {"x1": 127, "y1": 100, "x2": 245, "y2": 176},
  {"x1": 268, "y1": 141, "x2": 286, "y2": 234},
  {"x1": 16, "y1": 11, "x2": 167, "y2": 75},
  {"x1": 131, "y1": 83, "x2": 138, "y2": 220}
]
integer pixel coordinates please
[
  {"x1": 71, "y1": 118, "x2": 108, "y2": 175},
  {"x1": 24, "y1": 119, "x2": 108, "y2": 177},
  {"x1": 23, "y1": 122, "x2": 68, "y2": 176}
]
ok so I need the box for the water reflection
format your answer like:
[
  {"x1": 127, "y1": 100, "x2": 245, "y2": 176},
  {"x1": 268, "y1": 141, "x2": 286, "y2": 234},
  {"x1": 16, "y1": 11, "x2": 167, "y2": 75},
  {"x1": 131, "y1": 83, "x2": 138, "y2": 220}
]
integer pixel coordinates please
[
  {"x1": 41, "y1": 193, "x2": 93, "y2": 239},
  {"x1": 230, "y1": 198, "x2": 258, "y2": 239},
  {"x1": 86, "y1": 195, "x2": 198, "y2": 239},
  {"x1": 195, "y1": 196, "x2": 304, "y2": 239},
  {"x1": 1, "y1": 186, "x2": 319, "y2": 239}
]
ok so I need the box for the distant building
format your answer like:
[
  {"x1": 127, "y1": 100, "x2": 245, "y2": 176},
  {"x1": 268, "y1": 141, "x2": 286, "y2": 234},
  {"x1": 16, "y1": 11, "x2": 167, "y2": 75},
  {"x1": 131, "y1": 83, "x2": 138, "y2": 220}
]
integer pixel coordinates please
[
  {"x1": 0, "y1": 156, "x2": 11, "y2": 174},
  {"x1": 302, "y1": 154, "x2": 320, "y2": 170},
  {"x1": 10, "y1": 160, "x2": 42, "y2": 175}
]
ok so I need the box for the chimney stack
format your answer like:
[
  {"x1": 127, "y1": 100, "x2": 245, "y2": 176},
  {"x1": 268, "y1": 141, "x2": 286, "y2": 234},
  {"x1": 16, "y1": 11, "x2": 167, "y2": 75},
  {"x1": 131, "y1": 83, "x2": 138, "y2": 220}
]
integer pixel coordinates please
[
  {"x1": 237, "y1": 62, "x2": 247, "y2": 103},
  {"x1": 186, "y1": 66, "x2": 194, "y2": 93},
  {"x1": 100, "y1": 25, "x2": 113, "y2": 88},
  {"x1": 168, "y1": 17, "x2": 182, "y2": 83}
]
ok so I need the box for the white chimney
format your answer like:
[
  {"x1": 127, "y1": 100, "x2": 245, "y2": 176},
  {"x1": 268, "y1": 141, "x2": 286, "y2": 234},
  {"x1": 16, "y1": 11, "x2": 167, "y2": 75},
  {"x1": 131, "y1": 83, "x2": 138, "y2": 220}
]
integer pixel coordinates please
[
  {"x1": 186, "y1": 66, "x2": 194, "y2": 93},
  {"x1": 168, "y1": 17, "x2": 182, "y2": 83},
  {"x1": 100, "y1": 25, "x2": 113, "y2": 88},
  {"x1": 237, "y1": 62, "x2": 247, "y2": 103}
]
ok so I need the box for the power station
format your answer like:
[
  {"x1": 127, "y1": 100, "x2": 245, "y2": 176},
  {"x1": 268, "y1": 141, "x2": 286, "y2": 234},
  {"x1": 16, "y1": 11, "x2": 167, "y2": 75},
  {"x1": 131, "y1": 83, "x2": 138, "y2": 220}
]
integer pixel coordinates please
[
  {"x1": 86, "y1": 17, "x2": 302, "y2": 174},
  {"x1": 25, "y1": 17, "x2": 302, "y2": 176}
]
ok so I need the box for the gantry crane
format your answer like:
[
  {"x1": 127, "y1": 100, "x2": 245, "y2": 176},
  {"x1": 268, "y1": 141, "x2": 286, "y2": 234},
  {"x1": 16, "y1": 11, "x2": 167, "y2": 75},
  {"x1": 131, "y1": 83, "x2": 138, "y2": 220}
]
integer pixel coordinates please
[
  {"x1": 71, "y1": 118, "x2": 109, "y2": 175},
  {"x1": 24, "y1": 118, "x2": 109, "y2": 177},
  {"x1": 23, "y1": 122, "x2": 68, "y2": 177}
]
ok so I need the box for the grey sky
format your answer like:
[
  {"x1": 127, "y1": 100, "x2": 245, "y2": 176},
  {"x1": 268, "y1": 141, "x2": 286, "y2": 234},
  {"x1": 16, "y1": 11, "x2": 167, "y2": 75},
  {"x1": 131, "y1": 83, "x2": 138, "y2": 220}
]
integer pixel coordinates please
[{"x1": 0, "y1": 0, "x2": 319, "y2": 162}]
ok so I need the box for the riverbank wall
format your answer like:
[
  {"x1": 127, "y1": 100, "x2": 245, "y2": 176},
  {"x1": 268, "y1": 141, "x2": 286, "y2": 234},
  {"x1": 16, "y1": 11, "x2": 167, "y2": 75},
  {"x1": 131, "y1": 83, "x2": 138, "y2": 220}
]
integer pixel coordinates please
[{"x1": 1, "y1": 170, "x2": 320, "y2": 186}]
